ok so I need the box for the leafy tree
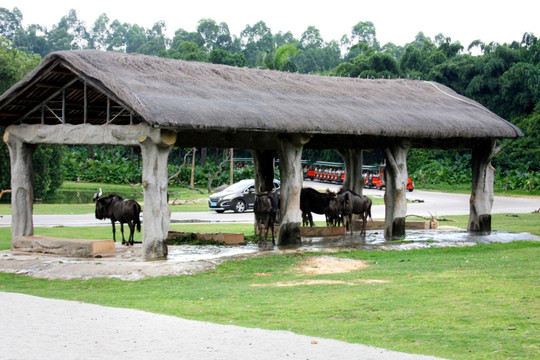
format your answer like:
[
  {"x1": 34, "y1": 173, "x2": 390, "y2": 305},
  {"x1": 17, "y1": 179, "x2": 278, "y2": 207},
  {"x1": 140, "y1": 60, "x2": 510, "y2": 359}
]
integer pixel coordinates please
[
  {"x1": 240, "y1": 21, "x2": 273, "y2": 67},
  {"x1": 300, "y1": 26, "x2": 323, "y2": 49},
  {"x1": 273, "y1": 31, "x2": 298, "y2": 48},
  {"x1": 263, "y1": 43, "x2": 298, "y2": 72},
  {"x1": 0, "y1": 7, "x2": 22, "y2": 42},
  {"x1": 125, "y1": 24, "x2": 147, "y2": 53},
  {"x1": 0, "y1": 37, "x2": 40, "y2": 93},
  {"x1": 106, "y1": 19, "x2": 130, "y2": 52},
  {"x1": 137, "y1": 21, "x2": 168, "y2": 55},
  {"x1": 88, "y1": 13, "x2": 111, "y2": 50},
  {"x1": 47, "y1": 9, "x2": 88, "y2": 51},
  {"x1": 197, "y1": 18, "x2": 219, "y2": 51},
  {"x1": 13, "y1": 24, "x2": 50, "y2": 56},
  {"x1": 351, "y1": 21, "x2": 379, "y2": 50},
  {"x1": 294, "y1": 41, "x2": 341, "y2": 74},
  {"x1": 208, "y1": 48, "x2": 245, "y2": 66}
]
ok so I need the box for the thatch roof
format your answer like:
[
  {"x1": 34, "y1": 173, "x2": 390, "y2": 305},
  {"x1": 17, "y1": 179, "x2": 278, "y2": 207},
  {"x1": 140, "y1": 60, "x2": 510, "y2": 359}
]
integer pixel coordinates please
[{"x1": 0, "y1": 50, "x2": 522, "y2": 149}]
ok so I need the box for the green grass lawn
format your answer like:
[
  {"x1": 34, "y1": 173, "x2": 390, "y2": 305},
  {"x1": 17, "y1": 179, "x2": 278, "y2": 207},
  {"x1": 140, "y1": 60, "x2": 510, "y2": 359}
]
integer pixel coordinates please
[{"x1": 0, "y1": 241, "x2": 538, "y2": 359}]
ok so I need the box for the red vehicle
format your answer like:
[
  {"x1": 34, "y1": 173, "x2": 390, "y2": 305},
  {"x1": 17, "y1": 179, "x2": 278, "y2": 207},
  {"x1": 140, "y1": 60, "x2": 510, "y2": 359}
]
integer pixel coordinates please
[{"x1": 364, "y1": 165, "x2": 414, "y2": 192}]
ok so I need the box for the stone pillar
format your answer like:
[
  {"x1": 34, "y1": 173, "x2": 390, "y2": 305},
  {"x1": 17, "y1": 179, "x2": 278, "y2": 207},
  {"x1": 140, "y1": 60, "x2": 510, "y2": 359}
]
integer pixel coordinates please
[
  {"x1": 338, "y1": 149, "x2": 364, "y2": 194},
  {"x1": 3, "y1": 132, "x2": 36, "y2": 247},
  {"x1": 277, "y1": 134, "x2": 311, "y2": 245},
  {"x1": 468, "y1": 139, "x2": 501, "y2": 233},
  {"x1": 383, "y1": 140, "x2": 410, "y2": 238},
  {"x1": 139, "y1": 129, "x2": 176, "y2": 260},
  {"x1": 251, "y1": 149, "x2": 277, "y2": 192}
]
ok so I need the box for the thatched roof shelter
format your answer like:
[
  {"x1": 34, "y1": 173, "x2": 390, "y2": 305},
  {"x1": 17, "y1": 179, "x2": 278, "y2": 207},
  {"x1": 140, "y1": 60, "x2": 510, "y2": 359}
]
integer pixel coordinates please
[
  {"x1": 0, "y1": 50, "x2": 524, "y2": 256},
  {"x1": 0, "y1": 50, "x2": 522, "y2": 149}
]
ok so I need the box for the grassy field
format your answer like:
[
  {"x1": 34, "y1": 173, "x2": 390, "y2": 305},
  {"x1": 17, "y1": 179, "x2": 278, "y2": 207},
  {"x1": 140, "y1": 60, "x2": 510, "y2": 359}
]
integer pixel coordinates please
[{"x1": 0, "y1": 241, "x2": 538, "y2": 359}]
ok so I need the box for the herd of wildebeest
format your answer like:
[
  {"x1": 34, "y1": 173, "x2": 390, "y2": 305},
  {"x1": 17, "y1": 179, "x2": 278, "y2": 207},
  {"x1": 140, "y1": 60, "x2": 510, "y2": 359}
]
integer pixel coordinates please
[
  {"x1": 254, "y1": 187, "x2": 372, "y2": 246},
  {"x1": 93, "y1": 186, "x2": 372, "y2": 247}
]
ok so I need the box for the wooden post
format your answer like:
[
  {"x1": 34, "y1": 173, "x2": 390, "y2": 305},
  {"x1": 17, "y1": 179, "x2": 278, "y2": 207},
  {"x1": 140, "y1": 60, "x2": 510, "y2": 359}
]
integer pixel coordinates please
[
  {"x1": 468, "y1": 139, "x2": 501, "y2": 233},
  {"x1": 190, "y1": 148, "x2": 196, "y2": 188},
  {"x1": 139, "y1": 129, "x2": 176, "y2": 260},
  {"x1": 3, "y1": 132, "x2": 36, "y2": 247},
  {"x1": 383, "y1": 140, "x2": 410, "y2": 238},
  {"x1": 229, "y1": 148, "x2": 234, "y2": 185},
  {"x1": 338, "y1": 149, "x2": 364, "y2": 194},
  {"x1": 277, "y1": 134, "x2": 311, "y2": 246}
]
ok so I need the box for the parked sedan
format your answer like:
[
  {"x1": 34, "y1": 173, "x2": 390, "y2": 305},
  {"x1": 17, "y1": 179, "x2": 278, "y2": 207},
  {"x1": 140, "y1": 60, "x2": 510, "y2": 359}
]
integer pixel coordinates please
[{"x1": 208, "y1": 179, "x2": 280, "y2": 213}]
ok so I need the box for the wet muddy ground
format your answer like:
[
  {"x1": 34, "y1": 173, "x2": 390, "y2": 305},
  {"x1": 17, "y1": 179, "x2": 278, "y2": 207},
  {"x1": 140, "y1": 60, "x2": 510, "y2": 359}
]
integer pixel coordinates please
[{"x1": 1, "y1": 229, "x2": 538, "y2": 281}]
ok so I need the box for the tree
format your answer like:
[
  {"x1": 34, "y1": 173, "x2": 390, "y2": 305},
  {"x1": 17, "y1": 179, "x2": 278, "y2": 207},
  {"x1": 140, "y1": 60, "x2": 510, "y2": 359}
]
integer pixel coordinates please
[
  {"x1": 0, "y1": 7, "x2": 23, "y2": 42},
  {"x1": 47, "y1": 9, "x2": 88, "y2": 51},
  {"x1": 351, "y1": 21, "x2": 379, "y2": 49},
  {"x1": 240, "y1": 21, "x2": 273, "y2": 67},
  {"x1": 138, "y1": 21, "x2": 168, "y2": 55},
  {"x1": 0, "y1": 37, "x2": 40, "y2": 93},
  {"x1": 197, "y1": 18, "x2": 219, "y2": 51},
  {"x1": 208, "y1": 49, "x2": 245, "y2": 67},
  {"x1": 300, "y1": 26, "x2": 323, "y2": 49},
  {"x1": 263, "y1": 43, "x2": 298, "y2": 72},
  {"x1": 125, "y1": 24, "x2": 146, "y2": 53},
  {"x1": 88, "y1": 13, "x2": 110, "y2": 50}
]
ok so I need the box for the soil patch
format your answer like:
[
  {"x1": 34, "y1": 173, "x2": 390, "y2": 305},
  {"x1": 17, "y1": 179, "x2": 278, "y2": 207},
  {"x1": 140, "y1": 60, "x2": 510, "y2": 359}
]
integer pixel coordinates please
[{"x1": 299, "y1": 255, "x2": 368, "y2": 274}]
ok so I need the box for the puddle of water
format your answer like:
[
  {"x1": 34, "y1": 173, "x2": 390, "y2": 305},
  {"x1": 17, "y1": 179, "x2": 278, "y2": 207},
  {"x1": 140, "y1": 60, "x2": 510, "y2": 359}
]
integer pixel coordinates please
[{"x1": 166, "y1": 230, "x2": 540, "y2": 261}]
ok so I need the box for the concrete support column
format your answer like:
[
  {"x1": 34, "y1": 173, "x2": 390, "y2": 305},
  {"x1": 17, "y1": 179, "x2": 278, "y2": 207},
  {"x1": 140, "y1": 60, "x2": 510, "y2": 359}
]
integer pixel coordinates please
[
  {"x1": 3, "y1": 132, "x2": 36, "y2": 246},
  {"x1": 251, "y1": 149, "x2": 277, "y2": 193},
  {"x1": 468, "y1": 139, "x2": 501, "y2": 233},
  {"x1": 277, "y1": 134, "x2": 310, "y2": 246},
  {"x1": 383, "y1": 140, "x2": 410, "y2": 238},
  {"x1": 139, "y1": 129, "x2": 176, "y2": 260},
  {"x1": 338, "y1": 149, "x2": 364, "y2": 194}
]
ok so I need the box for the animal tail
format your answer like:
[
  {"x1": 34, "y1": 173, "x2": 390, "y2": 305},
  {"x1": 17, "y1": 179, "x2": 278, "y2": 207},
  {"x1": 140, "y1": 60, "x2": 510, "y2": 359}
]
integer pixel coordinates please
[{"x1": 135, "y1": 203, "x2": 142, "y2": 232}]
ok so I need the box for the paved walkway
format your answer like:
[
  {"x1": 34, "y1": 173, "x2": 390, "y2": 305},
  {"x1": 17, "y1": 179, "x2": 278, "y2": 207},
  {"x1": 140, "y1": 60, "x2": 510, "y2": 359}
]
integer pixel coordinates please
[{"x1": 0, "y1": 292, "x2": 447, "y2": 360}]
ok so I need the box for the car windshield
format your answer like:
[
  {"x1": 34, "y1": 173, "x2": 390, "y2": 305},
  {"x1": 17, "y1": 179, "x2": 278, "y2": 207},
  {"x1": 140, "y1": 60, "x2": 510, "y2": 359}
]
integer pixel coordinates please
[{"x1": 222, "y1": 181, "x2": 252, "y2": 192}]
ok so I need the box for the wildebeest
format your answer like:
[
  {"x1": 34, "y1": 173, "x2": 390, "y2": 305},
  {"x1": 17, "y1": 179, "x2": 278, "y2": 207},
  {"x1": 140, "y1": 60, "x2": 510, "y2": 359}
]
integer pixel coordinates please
[
  {"x1": 300, "y1": 187, "x2": 338, "y2": 227},
  {"x1": 95, "y1": 194, "x2": 141, "y2": 245},
  {"x1": 337, "y1": 189, "x2": 372, "y2": 235},
  {"x1": 254, "y1": 189, "x2": 280, "y2": 246}
]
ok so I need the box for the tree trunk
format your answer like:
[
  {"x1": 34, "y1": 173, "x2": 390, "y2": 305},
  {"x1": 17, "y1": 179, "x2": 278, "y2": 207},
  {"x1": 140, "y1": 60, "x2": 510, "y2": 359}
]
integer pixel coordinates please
[
  {"x1": 4, "y1": 132, "x2": 36, "y2": 246},
  {"x1": 200, "y1": 147, "x2": 207, "y2": 167},
  {"x1": 383, "y1": 140, "x2": 410, "y2": 238},
  {"x1": 468, "y1": 139, "x2": 501, "y2": 233},
  {"x1": 139, "y1": 129, "x2": 176, "y2": 260},
  {"x1": 338, "y1": 148, "x2": 363, "y2": 194},
  {"x1": 277, "y1": 134, "x2": 311, "y2": 245}
]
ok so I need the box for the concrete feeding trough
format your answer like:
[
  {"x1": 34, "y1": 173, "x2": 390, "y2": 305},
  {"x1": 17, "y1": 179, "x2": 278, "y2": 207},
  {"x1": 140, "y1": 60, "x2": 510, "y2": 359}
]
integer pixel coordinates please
[
  {"x1": 167, "y1": 231, "x2": 245, "y2": 245},
  {"x1": 353, "y1": 219, "x2": 439, "y2": 230},
  {"x1": 13, "y1": 236, "x2": 115, "y2": 257}
]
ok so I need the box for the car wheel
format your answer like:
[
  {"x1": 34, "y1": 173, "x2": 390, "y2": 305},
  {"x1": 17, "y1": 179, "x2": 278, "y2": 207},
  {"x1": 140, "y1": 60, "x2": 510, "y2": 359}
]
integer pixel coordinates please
[
  {"x1": 409, "y1": 189, "x2": 414, "y2": 192},
  {"x1": 215, "y1": 210, "x2": 225, "y2": 213},
  {"x1": 233, "y1": 199, "x2": 246, "y2": 213}
]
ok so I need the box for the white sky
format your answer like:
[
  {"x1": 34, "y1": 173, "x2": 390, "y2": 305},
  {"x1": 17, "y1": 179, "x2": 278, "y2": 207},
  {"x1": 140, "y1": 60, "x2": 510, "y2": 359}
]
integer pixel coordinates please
[{"x1": 3, "y1": 0, "x2": 539, "y2": 48}]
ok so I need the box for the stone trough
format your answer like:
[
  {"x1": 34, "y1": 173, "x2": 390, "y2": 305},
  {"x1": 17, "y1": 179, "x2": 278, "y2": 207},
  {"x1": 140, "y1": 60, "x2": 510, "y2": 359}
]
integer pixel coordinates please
[
  {"x1": 12, "y1": 236, "x2": 115, "y2": 257},
  {"x1": 167, "y1": 231, "x2": 245, "y2": 245}
]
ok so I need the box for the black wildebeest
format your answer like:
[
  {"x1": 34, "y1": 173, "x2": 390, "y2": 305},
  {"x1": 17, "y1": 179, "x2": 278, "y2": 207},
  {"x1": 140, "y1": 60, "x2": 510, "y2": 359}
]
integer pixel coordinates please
[
  {"x1": 300, "y1": 187, "x2": 338, "y2": 227},
  {"x1": 337, "y1": 189, "x2": 372, "y2": 235},
  {"x1": 95, "y1": 194, "x2": 141, "y2": 246},
  {"x1": 254, "y1": 189, "x2": 280, "y2": 246}
]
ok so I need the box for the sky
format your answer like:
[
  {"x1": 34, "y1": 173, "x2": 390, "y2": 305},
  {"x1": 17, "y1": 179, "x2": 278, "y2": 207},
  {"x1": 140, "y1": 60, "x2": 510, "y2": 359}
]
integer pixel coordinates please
[{"x1": 3, "y1": 0, "x2": 539, "y2": 49}]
